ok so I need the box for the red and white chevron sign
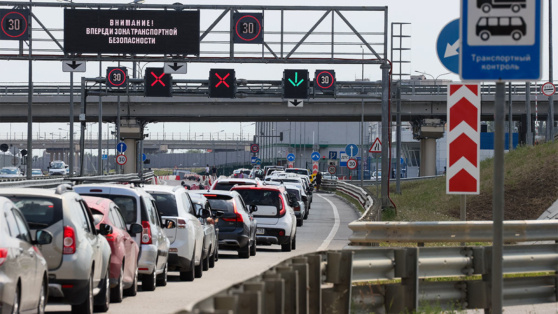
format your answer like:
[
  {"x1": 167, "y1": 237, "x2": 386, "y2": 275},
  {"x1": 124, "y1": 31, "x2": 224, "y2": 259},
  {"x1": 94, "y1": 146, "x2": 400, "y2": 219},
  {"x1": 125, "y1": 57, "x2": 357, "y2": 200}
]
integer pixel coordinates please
[{"x1": 447, "y1": 84, "x2": 480, "y2": 194}]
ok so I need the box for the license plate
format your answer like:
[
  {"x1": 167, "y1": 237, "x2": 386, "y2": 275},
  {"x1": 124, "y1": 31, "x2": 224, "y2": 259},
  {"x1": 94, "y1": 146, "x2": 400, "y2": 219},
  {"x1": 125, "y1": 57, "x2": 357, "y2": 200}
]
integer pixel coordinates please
[{"x1": 256, "y1": 228, "x2": 265, "y2": 235}]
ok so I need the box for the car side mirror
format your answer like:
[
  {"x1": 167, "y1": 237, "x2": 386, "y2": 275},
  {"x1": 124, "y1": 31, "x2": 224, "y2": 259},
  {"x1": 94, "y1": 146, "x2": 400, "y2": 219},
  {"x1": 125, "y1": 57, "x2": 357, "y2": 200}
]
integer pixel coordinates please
[
  {"x1": 165, "y1": 219, "x2": 176, "y2": 229},
  {"x1": 34, "y1": 230, "x2": 53, "y2": 245},
  {"x1": 128, "y1": 223, "x2": 143, "y2": 236},
  {"x1": 249, "y1": 204, "x2": 258, "y2": 213},
  {"x1": 98, "y1": 223, "x2": 113, "y2": 236}
]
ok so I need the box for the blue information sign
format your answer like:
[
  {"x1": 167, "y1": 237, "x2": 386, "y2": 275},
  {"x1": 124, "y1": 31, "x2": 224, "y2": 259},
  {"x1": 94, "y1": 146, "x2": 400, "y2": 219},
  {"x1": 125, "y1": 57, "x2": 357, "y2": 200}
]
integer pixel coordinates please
[
  {"x1": 117, "y1": 142, "x2": 127, "y2": 153},
  {"x1": 251, "y1": 156, "x2": 258, "y2": 164},
  {"x1": 345, "y1": 144, "x2": 358, "y2": 157},
  {"x1": 142, "y1": 153, "x2": 147, "y2": 162},
  {"x1": 460, "y1": 0, "x2": 542, "y2": 81},
  {"x1": 255, "y1": 158, "x2": 262, "y2": 165},
  {"x1": 328, "y1": 151, "x2": 337, "y2": 160},
  {"x1": 287, "y1": 153, "x2": 296, "y2": 162},
  {"x1": 436, "y1": 19, "x2": 459, "y2": 74},
  {"x1": 311, "y1": 151, "x2": 320, "y2": 161},
  {"x1": 102, "y1": 154, "x2": 108, "y2": 160}
]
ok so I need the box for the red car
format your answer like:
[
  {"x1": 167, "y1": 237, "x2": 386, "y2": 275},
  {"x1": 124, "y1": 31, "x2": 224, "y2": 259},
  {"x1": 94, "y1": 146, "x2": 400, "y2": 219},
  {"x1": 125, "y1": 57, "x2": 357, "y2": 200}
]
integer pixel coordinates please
[{"x1": 83, "y1": 196, "x2": 143, "y2": 302}]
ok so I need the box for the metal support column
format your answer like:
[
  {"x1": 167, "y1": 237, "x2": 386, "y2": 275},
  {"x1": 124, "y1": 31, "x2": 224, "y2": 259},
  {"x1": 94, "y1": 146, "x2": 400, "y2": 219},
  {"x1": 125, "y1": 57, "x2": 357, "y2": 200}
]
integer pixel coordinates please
[
  {"x1": 380, "y1": 61, "x2": 390, "y2": 208},
  {"x1": 526, "y1": 82, "x2": 532, "y2": 146}
]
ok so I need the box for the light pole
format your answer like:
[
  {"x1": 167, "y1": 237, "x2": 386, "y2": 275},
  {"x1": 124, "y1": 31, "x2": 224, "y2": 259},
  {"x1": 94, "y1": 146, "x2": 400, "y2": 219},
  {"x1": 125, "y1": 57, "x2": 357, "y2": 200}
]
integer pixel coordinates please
[{"x1": 414, "y1": 70, "x2": 451, "y2": 86}]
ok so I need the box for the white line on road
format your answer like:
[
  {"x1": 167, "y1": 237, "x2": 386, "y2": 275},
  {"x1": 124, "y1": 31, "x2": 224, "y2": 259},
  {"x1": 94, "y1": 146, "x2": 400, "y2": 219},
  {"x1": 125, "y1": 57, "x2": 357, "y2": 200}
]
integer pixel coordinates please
[{"x1": 316, "y1": 194, "x2": 340, "y2": 251}]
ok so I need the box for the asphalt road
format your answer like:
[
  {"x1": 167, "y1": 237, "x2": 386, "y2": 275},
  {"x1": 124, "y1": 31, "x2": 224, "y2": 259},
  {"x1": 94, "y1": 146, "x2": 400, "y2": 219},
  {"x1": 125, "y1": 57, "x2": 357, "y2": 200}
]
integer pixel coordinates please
[{"x1": 46, "y1": 183, "x2": 360, "y2": 314}]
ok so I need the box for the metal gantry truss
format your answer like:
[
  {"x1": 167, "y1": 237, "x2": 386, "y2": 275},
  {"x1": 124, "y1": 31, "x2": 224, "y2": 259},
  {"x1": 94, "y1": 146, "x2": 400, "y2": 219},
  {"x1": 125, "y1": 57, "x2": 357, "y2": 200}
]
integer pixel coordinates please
[{"x1": 0, "y1": 2, "x2": 388, "y2": 65}]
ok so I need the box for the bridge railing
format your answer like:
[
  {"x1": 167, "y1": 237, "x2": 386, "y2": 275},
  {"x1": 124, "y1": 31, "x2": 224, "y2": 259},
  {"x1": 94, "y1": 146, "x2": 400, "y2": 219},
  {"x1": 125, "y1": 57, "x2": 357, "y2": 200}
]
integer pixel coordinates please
[{"x1": 0, "y1": 172, "x2": 155, "y2": 189}]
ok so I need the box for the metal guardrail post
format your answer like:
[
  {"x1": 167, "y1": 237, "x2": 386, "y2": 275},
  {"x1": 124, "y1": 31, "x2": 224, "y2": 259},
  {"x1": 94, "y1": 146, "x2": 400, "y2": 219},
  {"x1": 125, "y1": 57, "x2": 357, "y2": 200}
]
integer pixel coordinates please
[
  {"x1": 261, "y1": 276, "x2": 284, "y2": 314},
  {"x1": 276, "y1": 266, "x2": 299, "y2": 314},
  {"x1": 306, "y1": 254, "x2": 322, "y2": 314},
  {"x1": 388, "y1": 248, "x2": 418, "y2": 313},
  {"x1": 214, "y1": 295, "x2": 238, "y2": 312},
  {"x1": 292, "y1": 258, "x2": 310, "y2": 314},
  {"x1": 242, "y1": 282, "x2": 265, "y2": 314},
  {"x1": 323, "y1": 251, "x2": 353, "y2": 314},
  {"x1": 232, "y1": 290, "x2": 261, "y2": 314}
]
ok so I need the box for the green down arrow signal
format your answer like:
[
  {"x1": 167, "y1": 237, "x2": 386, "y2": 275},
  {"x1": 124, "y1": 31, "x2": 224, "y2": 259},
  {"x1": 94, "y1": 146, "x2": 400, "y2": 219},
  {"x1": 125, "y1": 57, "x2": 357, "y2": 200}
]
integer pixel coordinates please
[{"x1": 288, "y1": 72, "x2": 304, "y2": 87}]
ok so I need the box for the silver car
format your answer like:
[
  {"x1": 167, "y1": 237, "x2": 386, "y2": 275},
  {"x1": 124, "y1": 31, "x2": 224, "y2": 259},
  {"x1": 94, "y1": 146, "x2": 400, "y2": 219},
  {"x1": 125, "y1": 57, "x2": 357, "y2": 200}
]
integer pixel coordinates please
[
  {"x1": 0, "y1": 185, "x2": 113, "y2": 314},
  {"x1": 188, "y1": 192, "x2": 222, "y2": 269},
  {"x1": 143, "y1": 185, "x2": 204, "y2": 281},
  {"x1": 74, "y1": 183, "x2": 172, "y2": 292},
  {"x1": 0, "y1": 196, "x2": 52, "y2": 314}
]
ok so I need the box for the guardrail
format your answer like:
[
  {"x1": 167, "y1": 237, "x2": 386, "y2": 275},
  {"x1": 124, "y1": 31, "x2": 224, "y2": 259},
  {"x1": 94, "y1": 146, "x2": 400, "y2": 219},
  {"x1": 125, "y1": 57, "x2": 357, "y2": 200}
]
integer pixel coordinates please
[
  {"x1": 0, "y1": 172, "x2": 155, "y2": 189},
  {"x1": 177, "y1": 179, "x2": 558, "y2": 313}
]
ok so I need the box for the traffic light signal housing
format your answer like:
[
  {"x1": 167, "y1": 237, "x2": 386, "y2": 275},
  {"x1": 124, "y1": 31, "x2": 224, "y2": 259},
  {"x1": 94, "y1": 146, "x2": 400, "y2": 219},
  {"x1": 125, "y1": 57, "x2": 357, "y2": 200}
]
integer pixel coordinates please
[
  {"x1": 209, "y1": 69, "x2": 236, "y2": 98},
  {"x1": 283, "y1": 69, "x2": 309, "y2": 99},
  {"x1": 145, "y1": 68, "x2": 172, "y2": 97}
]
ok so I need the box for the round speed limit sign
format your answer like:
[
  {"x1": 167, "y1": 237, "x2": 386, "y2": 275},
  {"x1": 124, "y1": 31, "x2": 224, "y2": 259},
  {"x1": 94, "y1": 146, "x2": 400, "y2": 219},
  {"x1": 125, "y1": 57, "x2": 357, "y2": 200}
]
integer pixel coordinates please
[
  {"x1": 347, "y1": 158, "x2": 358, "y2": 170},
  {"x1": 116, "y1": 154, "x2": 127, "y2": 166},
  {"x1": 328, "y1": 165, "x2": 336, "y2": 174}
]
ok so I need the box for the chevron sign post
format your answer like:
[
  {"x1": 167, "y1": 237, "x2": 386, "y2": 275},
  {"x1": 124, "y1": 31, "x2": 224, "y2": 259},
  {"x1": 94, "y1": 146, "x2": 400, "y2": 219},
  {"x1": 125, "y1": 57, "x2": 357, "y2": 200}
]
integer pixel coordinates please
[{"x1": 447, "y1": 84, "x2": 480, "y2": 194}]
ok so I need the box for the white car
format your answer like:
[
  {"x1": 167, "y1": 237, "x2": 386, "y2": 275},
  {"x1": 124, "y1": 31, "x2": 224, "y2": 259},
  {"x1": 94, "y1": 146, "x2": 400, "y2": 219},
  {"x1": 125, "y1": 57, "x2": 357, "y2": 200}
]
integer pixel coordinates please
[
  {"x1": 143, "y1": 185, "x2": 205, "y2": 281},
  {"x1": 0, "y1": 167, "x2": 23, "y2": 178},
  {"x1": 231, "y1": 185, "x2": 297, "y2": 252},
  {"x1": 284, "y1": 184, "x2": 307, "y2": 226}
]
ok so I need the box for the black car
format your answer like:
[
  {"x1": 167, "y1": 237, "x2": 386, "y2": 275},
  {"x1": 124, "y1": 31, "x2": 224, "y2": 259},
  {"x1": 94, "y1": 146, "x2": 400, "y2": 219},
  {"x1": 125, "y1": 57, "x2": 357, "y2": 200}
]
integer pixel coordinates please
[{"x1": 193, "y1": 190, "x2": 257, "y2": 258}]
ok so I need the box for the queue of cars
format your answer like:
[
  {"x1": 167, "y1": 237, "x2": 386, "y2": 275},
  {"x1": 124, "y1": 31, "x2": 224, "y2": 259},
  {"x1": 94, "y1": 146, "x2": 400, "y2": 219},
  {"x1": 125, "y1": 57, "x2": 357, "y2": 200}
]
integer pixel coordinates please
[
  {"x1": 0, "y1": 180, "x2": 225, "y2": 313},
  {"x1": 0, "y1": 166, "x2": 316, "y2": 313}
]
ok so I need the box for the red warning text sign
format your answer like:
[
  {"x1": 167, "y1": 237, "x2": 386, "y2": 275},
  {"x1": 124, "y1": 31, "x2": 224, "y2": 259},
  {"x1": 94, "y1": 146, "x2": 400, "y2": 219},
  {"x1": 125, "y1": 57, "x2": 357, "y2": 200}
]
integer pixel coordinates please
[{"x1": 447, "y1": 84, "x2": 480, "y2": 194}]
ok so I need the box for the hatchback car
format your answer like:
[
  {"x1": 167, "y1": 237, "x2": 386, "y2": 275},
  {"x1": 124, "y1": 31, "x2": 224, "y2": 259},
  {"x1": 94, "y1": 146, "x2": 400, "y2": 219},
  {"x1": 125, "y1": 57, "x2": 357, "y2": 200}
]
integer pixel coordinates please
[
  {"x1": 210, "y1": 177, "x2": 260, "y2": 191},
  {"x1": 143, "y1": 185, "x2": 204, "y2": 281},
  {"x1": 193, "y1": 190, "x2": 257, "y2": 258},
  {"x1": 0, "y1": 167, "x2": 23, "y2": 178},
  {"x1": 0, "y1": 196, "x2": 52, "y2": 314},
  {"x1": 284, "y1": 184, "x2": 306, "y2": 226},
  {"x1": 231, "y1": 185, "x2": 297, "y2": 252},
  {"x1": 74, "y1": 183, "x2": 172, "y2": 292},
  {"x1": 0, "y1": 185, "x2": 113, "y2": 314},
  {"x1": 83, "y1": 196, "x2": 142, "y2": 302},
  {"x1": 188, "y1": 192, "x2": 222, "y2": 269}
]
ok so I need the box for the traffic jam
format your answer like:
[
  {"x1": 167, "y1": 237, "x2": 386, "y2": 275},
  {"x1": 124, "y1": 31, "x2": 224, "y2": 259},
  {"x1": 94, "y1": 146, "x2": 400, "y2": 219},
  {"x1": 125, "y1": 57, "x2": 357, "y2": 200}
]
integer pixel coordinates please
[{"x1": 0, "y1": 166, "x2": 318, "y2": 313}]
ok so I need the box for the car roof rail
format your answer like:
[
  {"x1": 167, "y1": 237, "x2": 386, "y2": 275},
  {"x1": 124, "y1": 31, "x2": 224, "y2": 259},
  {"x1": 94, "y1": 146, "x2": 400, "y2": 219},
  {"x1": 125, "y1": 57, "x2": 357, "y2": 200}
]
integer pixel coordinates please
[{"x1": 55, "y1": 183, "x2": 74, "y2": 195}]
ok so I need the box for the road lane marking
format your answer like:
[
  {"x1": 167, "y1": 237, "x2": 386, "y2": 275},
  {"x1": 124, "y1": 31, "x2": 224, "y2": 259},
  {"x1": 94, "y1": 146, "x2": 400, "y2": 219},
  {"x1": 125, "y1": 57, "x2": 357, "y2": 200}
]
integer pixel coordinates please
[{"x1": 316, "y1": 194, "x2": 340, "y2": 251}]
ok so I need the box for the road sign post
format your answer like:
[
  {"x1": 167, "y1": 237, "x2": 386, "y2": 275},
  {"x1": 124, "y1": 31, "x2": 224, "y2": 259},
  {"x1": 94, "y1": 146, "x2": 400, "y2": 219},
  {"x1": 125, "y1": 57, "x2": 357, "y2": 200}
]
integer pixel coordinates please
[
  {"x1": 347, "y1": 158, "x2": 357, "y2": 170},
  {"x1": 314, "y1": 70, "x2": 336, "y2": 92},
  {"x1": 369, "y1": 138, "x2": 382, "y2": 153},
  {"x1": 0, "y1": 10, "x2": 30, "y2": 40}
]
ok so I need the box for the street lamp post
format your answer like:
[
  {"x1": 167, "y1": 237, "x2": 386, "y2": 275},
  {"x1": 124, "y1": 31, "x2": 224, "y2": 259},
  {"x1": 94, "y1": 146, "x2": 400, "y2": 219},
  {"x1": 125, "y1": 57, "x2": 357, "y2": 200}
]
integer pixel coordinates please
[{"x1": 414, "y1": 70, "x2": 451, "y2": 88}]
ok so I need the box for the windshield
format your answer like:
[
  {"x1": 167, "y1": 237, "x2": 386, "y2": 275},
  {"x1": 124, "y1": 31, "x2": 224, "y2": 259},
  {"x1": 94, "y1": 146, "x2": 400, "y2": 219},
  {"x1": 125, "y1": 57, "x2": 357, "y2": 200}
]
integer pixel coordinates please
[
  {"x1": 1, "y1": 168, "x2": 18, "y2": 174},
  {"x1": 51, "y1": 162, "x2": 65, "y2": 169},
  {"x1": 149, "y1": 193, "x2": 178, "y2": 217},
  {"x1": 285, "y1": 169, "x2": 308, "y2": 175},
  {"x1": 32, "y1": 169, "x2": 42, "y2": 175}
]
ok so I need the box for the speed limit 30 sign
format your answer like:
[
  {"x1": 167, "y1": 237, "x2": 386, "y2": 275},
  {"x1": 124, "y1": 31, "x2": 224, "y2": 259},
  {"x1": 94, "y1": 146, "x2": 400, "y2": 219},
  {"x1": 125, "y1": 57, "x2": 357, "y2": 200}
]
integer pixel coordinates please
[
  {"x1": 116, "y1": 154, "x2": 127, "y2": 166},
  {"x1": 347, "y1": 158, "x2": 358, "y2": 170}
]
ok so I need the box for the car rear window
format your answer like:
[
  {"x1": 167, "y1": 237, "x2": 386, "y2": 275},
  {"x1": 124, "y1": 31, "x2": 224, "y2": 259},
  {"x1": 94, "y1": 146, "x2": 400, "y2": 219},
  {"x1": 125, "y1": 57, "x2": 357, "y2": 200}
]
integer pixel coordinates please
[
  {"x1": 285, "y1": 169, "x2": 308, "y2": 175},
  {"x1": 149, "y1": 193, "x2": 178, "y2": 217},
  {"x1": 204, "y1": 195, "x2": 235, "y2": 213},
  {"x1": 234, "y1": 189, "x2": 280, "y2": 207},
  {"x1": 8, "y1": 197, "x2": 63, "y2": 229},
  {"x1": 287, "y1": 189, "x2": 301, "y2": 201},
  {"x1": 81, "y1": 194, "x2": 137, "y2": 224},
  {"x1": 214, "y1": 181, "x2": 256, "y2": 191}
]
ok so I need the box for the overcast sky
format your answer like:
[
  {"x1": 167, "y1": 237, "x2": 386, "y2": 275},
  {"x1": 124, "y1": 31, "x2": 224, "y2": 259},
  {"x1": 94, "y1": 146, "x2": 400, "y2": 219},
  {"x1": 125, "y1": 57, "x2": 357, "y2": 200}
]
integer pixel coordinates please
[{"x1": 2, "y1": 0, "x2": 556, "y2": 139}]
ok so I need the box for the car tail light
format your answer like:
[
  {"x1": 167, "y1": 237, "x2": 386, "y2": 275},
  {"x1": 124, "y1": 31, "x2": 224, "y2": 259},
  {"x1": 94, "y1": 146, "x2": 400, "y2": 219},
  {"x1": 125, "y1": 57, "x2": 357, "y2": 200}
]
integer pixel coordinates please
[
  {"x1": 233, "y1": 201, "x2": 243, "y2": 222},
  {"x1": 177, "y1": 219, "x2": 187, "y2": 229},
  {"x1": 141, "y1": 221, "x2": 152, "y2": 245},
  {"x1": 0, "y1": 248, "x2": 7, "y2": 266},
  {"x1": 278, "y1": 197, "x2": 286, "y2": 217},
  {"x1": 105, "y1": 233, "x2": 116, "y2": 242},
  {"x1": 279, "y1": 230, "x2": 285, "y2": 236},
  {"x1": 294, "y1": 204, "x2": 300, "y2": 212},
  {"x1": 63, "y1": 226, "x2": 76, "y2": 254}
]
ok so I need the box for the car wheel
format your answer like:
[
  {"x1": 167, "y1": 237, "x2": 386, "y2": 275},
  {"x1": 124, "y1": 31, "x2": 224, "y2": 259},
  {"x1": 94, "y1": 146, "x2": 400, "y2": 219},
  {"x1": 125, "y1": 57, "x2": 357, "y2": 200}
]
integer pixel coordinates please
[
  {"x1": 93, "y1": 265, "x2": 110, "y2": 312},
  {"x1": 111, "y1": 264, "x2": 124, "y2": 303},
  {"x1": 71, "y1": 274, "x2": 93, "y2": 314},
  {"x1": 202, "y1": 254, "x2": 209, "y2": 271},
  {"x1": 292, "y1": 236, "x2": 297, "y2": 250},
  {"x1": 142, "y1": 268, "x2": 157, "y2": 291},
  {"x1": 156, "y1": 262, "x2": 168, "y2": 286},
  {"x1": 250, "y1": 240, "x2": 257, "y2": 256},
  {"x1": 281, "y1": 237, "x2": 292, "y2": 252},
  {"x1": 124, "y1": 267, "x2": 138, "y2": 296},
  {"x1": 12, "y1": 283, "x2": 20, "y2": 314},
  {"x1": 37, "y1": 278, "x2": 47, "y2": 314},
  {"x1": 238, "y1": 242, "x2": 250, "y2": 259},
  {"x1": 297, "y1": 218, "x2": 303, "y2": 227},
  {"x1": 209, "y1": 249, "x2": 216, "y2": 268},
  {"x1": 194, "y1": 258, "x2": 203, "y2": 278},
  {"x1": 180, "y1": 250, "x2": 195, "y2": 281}
]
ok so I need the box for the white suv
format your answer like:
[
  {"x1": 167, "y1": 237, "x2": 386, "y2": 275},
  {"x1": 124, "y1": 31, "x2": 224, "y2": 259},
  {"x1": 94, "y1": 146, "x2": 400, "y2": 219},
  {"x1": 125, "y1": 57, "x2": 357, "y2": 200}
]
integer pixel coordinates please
[
  {"x1": 231, "y1": 185, "x2": 297, "y2": 252},
  {"x1": 74, "y1": 183, "x2": 172, "y2": 291},
  {"x1": 143, "y1": 185, "x2": 205, "y2": 281}
]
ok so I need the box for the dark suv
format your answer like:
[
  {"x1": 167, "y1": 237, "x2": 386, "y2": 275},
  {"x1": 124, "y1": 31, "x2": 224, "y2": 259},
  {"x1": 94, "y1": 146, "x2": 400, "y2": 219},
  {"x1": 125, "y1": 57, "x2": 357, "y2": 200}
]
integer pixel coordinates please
[{"x1": 192, "y1": 190, "x2": 257, "y2": 258}]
